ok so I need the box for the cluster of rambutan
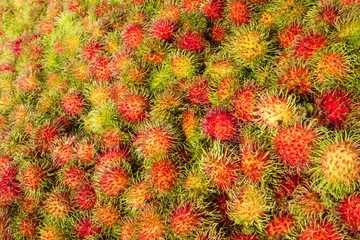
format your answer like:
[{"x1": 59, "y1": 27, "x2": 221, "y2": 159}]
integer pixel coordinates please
[{"x1": 0, "y1": 0, "x2": 359, "y2": 239}]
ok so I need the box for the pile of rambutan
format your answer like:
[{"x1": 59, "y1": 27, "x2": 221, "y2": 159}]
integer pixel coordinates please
[{"x1": 0, "y1": 0, "x2": 360, "y2": 239}]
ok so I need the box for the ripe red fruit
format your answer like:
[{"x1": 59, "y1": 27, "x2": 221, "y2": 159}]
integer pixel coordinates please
[
  {"x1": 233, "y1": 87, "x2": 257, "y2": 122},
  {"x1": 0, "y1": 167, "x2": 22, "y2": 203},
  {"x1": 138, "y1": 209, "x2": 165, "y2": 239},
  {"x1": 150, "y1": 159, "x2": 178, "y2": 193},
  {"x1": 316, "y1": 89, "x2": 354, "y2": 128},
  {"x1": 279, "y1": 66, "x2": 312, "y2": 94},
  {"x1": 21, "y1": 166, "x2": 47, "y2": 190},
  {"x1": 94, "y1": 204, "x2": 121, "y2": 227},
  {"x1": 210, "y1": 24, "x2": 227, "y2": 43},
  {"x1": 240, "y1": 145, "x2": 269, "y2": 182},
  {"x1": 151, "y1": 20, "x2": 177, "y2": 42},
  {"x1": 122, "y1": 24, "x2": 145, "y2": 49},
  {"x1": 321, "y1": 5, "x2": 338, "y2": 24},
  {"x1": 177, "y1": 31, "x2": 207, "y2": 53},
  {"x1": 203, "y1": 0, "x2": 225, "y2": 21},
  {"x1": 295, "y1": 33, "x2": 328, "y2": 60},
  {"x1": 18, "y1": 215, "x2": 39, "y2": 239},
  {"x1": 62, "y1": 93, "x2": 85, "y2": 116},
  {"x1": 266, "y1": 214, "x2": 295, "y2": 238},
  {"x1": 279, "y1": 24, "x2": 303, "y2": 48},
  {"x1": 298, "y1": 222, "x2": 342, "y2": 240},
  {"x1": 188, "y1": 77, "x2": 211, "y2": 106},
  {"x1": 203, "y1": 109, "x2": 237, "y2": 141},
  {"x1": 63, "y1": 166, "x2": 87, "y2": 189},
  {"x1": 273, "y1": 125, "x2": 317, "y2": 171},
  {"x1": 90, "y1": 57, "x2": 112, "y2": 83},
  {"x1": 55, "y1": 143, "x2": 74, "y2": 165},
  {"x1": 18, "y1": 74, "x2": 39, "y2": 93},
  {"x1": 228, "y1": 1, "x2": 250, "y2": 26},
  {"x1": 100, "y1": 167, "x2": 130, "y2": 196},
  {"x1": 97, "y1": 148, "x2": 129, "y2": 167},
  {"x1": 134, "y1": 125, "x2": 175, "y2": 158},
  {"x1": 77, "y1": 142, "x2": 95, "y2": 163},
  {"x1": 35, "y1": 124, "x2": 61, "y2": 151},
  {"x1": 170, "y1": 203, "x2": 202, "y2": 237},
  {"x1": 74, "y1": 184, "x2": 97, "y2": 210},
  {"x1": 75, "y1": 217, "x2": 101, "y2": 239},
  {"x1": 116, "y1": 93, "x2": 149, "y2": 123},
  {"x1": 338, "y1": 193, "x2": 360, "y2": 233},
  {"x1": 233, "y1": 234, "x2": 259, "y2": 240},
  {"x1": 83, "y1": 41, "x2": 103, "y2": 62}
]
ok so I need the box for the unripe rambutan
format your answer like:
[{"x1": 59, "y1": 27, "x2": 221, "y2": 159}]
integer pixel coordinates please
[
  {"x1": 294, "y1": 33, "x2": 328, "y2": 60},
  {"x1": 45, "y1": 192, "x2": 71, "y2": 219},
  {"x1": 99, "y1": 167, "x2": 130, "y2": 197},
  {"x1": 134, "y1": 124, "x2": 176, "y2": 158},
  {"x1": 123, "y1": 65, "x2": 148, "y2": 85},
  {"x1": 88, "y1": 85, "x2": 112, "y2": 107},
  {"x1": 170, "y1": 203, "x2": 203, "y2": 237},
  {"x1": 74, "y1": 184, "x2": 97, "y2": 210},
  {"x1": 338, "y1": 193, "x2": 360, "y2": 233},
  {"x1": 202, "y1": 147, "x2": 241, "y2": 190},
  {"x1": 35, "y1": 124, "x2": 60, "y2": 151},
  {"x1": 138, "y1": 208, "x2": 165, "y2": 240},
  {"x1": 298, "y1": 221, "x2": 342, "y2": 240},
  {"x1": 62, "y1": 93, "x2": 85, "y2": 116},
  {"x1": 18, "y1": 74, "x2": 39, "y2": 93},
  {"x1": 266, "y1": 214, "x2": 295, "y2": 238},
  {"x1": 202, "y1": 109, "x2": 238, "y2": 141},
  {"x1": 177, "y1": 31, "x2": 207, "y2": 53},
  {"x1": 228, "y1": 1, "x2": 250, "y2": 26},
  {"x1": 46, "y1": 72, "x2": 69, "y2": 93},
  {"x1": 227, "y1": 184, "x2": 269, "y2": 226},
  {"x1": 71, "y1": 62, "x2": 89, "y2": 82},
  {"x1": 240, "y1": 144, "x2": 269, "y2": 182},
  {"x1": 94, "y1": 204, "x2": 121, "y2": 227},
  {"x1": 315, "y1": 89, "x2": 354, "y2": 129},
  {"x1": 151, "y1": 20, "x2": 177, "y2": 42},
  {"x1": 182, "y1": 109, "x2": 199, "y2": 139},
  {"x1": 210, "y1": 23, "x2": 228, "y2": 43},
  {"x1": 116, "y1": 92, "x2": 149, "y2": 123},
  {"x1": 149, "y1": 158, "x2": 178, "y2": 193},
  {"x1": 185, "y1": 171, "x2": 209, "y2": 193},
  {"x1": 39, "y1": 224, "x2": 63, "y2": 240},
  {"x1": 126, "y1": 181, "x2": 153, "y2": 210},
  {"x1": 90, "y1": 57, "x2": 112, "y2": 83},
  {"x1": 273, "y1": 125, "x2": 317, "y2": 171},
  {"x1": 203, "y1": 0, "x2": 225, "y2": 21},
  {"x1": 256, "y1": 95, "x2": 295, "y2": 128},
  {"x1": 230, "y1": 28, "x2": 270, "y2": 66},
  {"x1": 320, "y1": 140, "x2": 360, "y2": 186},
  {"x1": 75, "y1": 217, "x2": 101, "y2": 239},
  {"x1": 122, "y1": 24, "x2": 145, "y2": 49},
  {"x1": 171, "y1": 54, "x2": 197, "y2": 79},
  {"x1": 188, "y1": 77, "x2": 211, "y2": 106},
  {"x1": 17, "y1": 215, "x2": 39, "y2": 239},
  {"x1": 77, "y1": 142, "x2": 95, "y2": 163},
  {"x1": 279, "y1": 66, "x2": 312, "y2": 94}
]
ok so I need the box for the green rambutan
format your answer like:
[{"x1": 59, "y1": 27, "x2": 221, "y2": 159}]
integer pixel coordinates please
[
  {"x1": 205, "y1": 57, "x2": 238, "y2": 80},
  {"x1": 170, "y1": 51, "x2": 198, "y2": 79}
]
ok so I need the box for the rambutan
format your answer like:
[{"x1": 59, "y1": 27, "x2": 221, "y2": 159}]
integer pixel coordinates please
[
  {"x1": 232, "y1": 86, "x2": 257, "y2": 122},
  {"x1": 134, "y1": 124, "x2": 176, "y2": 158},
  {"x1": 39, "y1": 224, "x2": 63, "y2": 240},
  {"x1": 182, "y1": 109, "x2": 199, "y2": 139},
  {"x1": 256, "y1": 95, "x2": 295, "y2": 128},
  {"x1": 240, "y1": 144, "x2": 269, "y2": 182},
  {"x1": 315, "y1": 88, "x2": 354, "y2": 129},
  {"x1": 338, "y1": 193, "x2": 360, "y2": 233},
  {"x1": 74, "y1": 184, "x2": 97, "y2": 210},
  {"x1": 279, "y1": 24, "x2": 303, "y2": 48},
  {"x1": 116, "y1": 92, "x2": 150, "y2": 123},
  {"x1": 279, "y1": 66, "x2": 312, "y2": 94},
  {"x1": 171, "y1": 53, "x2": 197, "y2": 79},
  {"x1": 35, "y1": 124, "x2": 61, "y2": 152},
  {"x1": 202, "y1": 147, "x2": 241, "y2": 190},
  {"x1": 45, "y1": 192, "x2": 71, "y2": 219},
  {"x1": 88, "y1": 85, "x2": 112, "y2": 107},
  {"x1": 298, "y1": 221, "x2": 342, "y2": 240},
  {"x1": 123, "y1": 64, "x2": 148, "y2": 84},
  {"x1": 90, "y1": 57, "x2": 112, "y2": 83},
  {"x1": 126, "y1": 181, "x2": 153, "y2": 210},
  {"x1": 62, "y1": 93, "x2": 85, "y2": 116},
  {"x1": 273, "y1": 125, "x2": 317, "y2": 171},
  {"x1": 274, "y1": 173, "x2": 303, "y2": 201},
  {"x1": 76, "y1": 142, "x2": 95, "y2": 163},
  {"x1": 75, "y1": 217, "x2": 101, "y2": 239},
  {"x1": 210, "y1": 23, "x2": 228, "y2": 43},
  {"x1": 232, "y1": 233, "x2": 259, "y2": 240},
  {"x1": 18, "y1": 74, "x2": 39, "y2": 93},
  {"x1": 62, "y1": 166, "x2": 87, "y2": 190},
  {"x1": 99, "y1": 167, "x2": 130, "y2": 197},
  {"x1": 177, "y1": 31, "x2": 207, "y2": 53},
  {"x1": 20, "y1": 166, "x2": 47, "y2": 191},
  {"x1": 289, "y1": 187, "x2": 326, "y2": 219},
  {"x1": 228, "y1": 1, "x2": 250, "y2": 26},
  {"x1": 170, "y1": 203, "x2": 203, "y2": 237},
  {"x1": 138, "y1": 208, "x2": 165, "y2": 240},
  {"x1": 102, "y1": 129, "x2": 124, "y2": 149},
  {"x1": 97, "y1": 147, "x2": 129, "y2": 167},
  {"x1": 202, "y1": 109, "x2": 237, "y2": 141},
  {"x1": 188, "y1": 77, "x2": 211, "y2": 106},
  {"x1": 54, "y1": 142, "x2": 74, "y2": 166},
  {"x1": 266, "y1": 214, "x2": 295, "y2": 238},
  {"x1": 315, "y1": 52, "x2": 349, "y2": 84},
  {"x1": 122, "y1": 24, "x2": 145, "y2": 49},
  {"x1": 203, "y1": 0, "x2": 225, "y2": 21},
  {"x1": 149, "y1": 158, "x2": 178, "y2": 193},
  {"x1": 294, "y1": 33, "x2": 328, "y2": 60},
  {"x1": 158, "y1": 4, "x2": 181, "y2": 22},
  {"x1": 0, "y1": 167, "x2": 22, "y2": 204},
  {"x1": 83, "y1": 40, "x2": 103, "y2": 62},
  {"x1": 183, "y1": 0, "x2": 202, "y2": 12},
  {"x1": 151, "y1": 20, "x2": 177, "y2": 42},
  {"x1": 94, "y1": 204, "x2": 121, "y2": 227},
  {"x1": 17, "y1": 215, "x2": 39, "y2": 239}
]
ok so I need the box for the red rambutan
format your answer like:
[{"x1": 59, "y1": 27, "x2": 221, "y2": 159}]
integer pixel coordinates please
[
  {"x1": 228, "y1": 1, "x2": 250, "y2": 26},
  {"x1": 279, "y1": 24, "x2": 303, "y2": 48},
  {"x1": 122, "y1": 24, "x2": 145, "y2": 49},
  {"x1": 298, "y1": 221, "x2": 342, "y2": 240},
  {"x1": 279, "y1": 66, "x2": 312, "y2": 94},
  {"x1": 170, "y1": 203, "x2": 203, "y2": 237},
  {"x1": 75, "y1": 217, "x2": 101, "y2": 239},
  {"x1": 149, "y1": 158, "x2": 178, "y2": 193},
  {"x1": 177, "y1": 31, "x2": 207, "y2": 53},
  {"x1": 116, "y1": 93, "x2": 149, "y2": 123},
  {"x1": 232, "y1": 86, "x2": 257, "y2": 122},
  {"x1": 35, "y1": 124, "x2": 61, "y2": 151},
  {"x1": 188, "y1": 77, "x2": 211, "y2": 106},
  {"x1": 62, "y1": 93, "x2": 85, "y2": 116},
  {"x1": 17, "y1": 215, "x2": 39, "y2": 239},
  {"x1": 202, "y1": 109, "x2": 237, "y2": 141},
  {"x1": 90, "y1": 57, "x2": 112, "y2": 83},
  {"x1": 266, "y1": 214, "x2": 295, "y2": 238},
  {"x1": 203, "y1": 0, "x2": 225, "y2": 21},
  {"x1": 338, "y1": 193, "x2": 360, "y2": 233},
  {"x1": 99, "y1": 167, "x2": 130, "y2": 197},
  {"x1": 74, "y1": 184, "x2": 97, "y2": 210},
  {"x1": 151, "y1": 20, "x2": 177, "y2": 42},
  {"x1": 294, "y1": 33, "x2": 328, "y2": 60}
]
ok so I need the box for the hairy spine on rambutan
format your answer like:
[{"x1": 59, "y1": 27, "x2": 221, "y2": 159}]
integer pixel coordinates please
[
  {"x1": 148, "y1": 158, "x2": 178, "y2": 193},
  {"x1": 227, "y1": 1, "x2": 250, "y2": 26},
  {"x1": 122, "y1": 24, "x2": 145, "y2": 50},
  {"x1": 62, "y1": 92, "x2": 85, "y2": 116},
  {"x1": 298, "y1": 221, "x2": 342, "y2": 240},
  {"x1": 170, "y1": 203, "x2": 203, "y2": 237},
  {"x1": 202, "y1": 108, "x2": 238, "y2": 141},
  {"x1": 75, "y1": 217, "x2": 101, "y2": 239},
  {"x1": 73, "y1": 184, "x2": 97, "y2": 210},
  {"x1": 177, "y1": 31, "x2": 208, "y2": 53},
  {"x1": 338, "y1": 193, "x2": 360, "y2": 233}
]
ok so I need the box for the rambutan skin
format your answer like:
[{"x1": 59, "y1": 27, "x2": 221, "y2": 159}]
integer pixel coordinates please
[
  {"x1": 151, "y1": 20, "x2": 177, "y2": 42},
  {"x1": 177, "y1": 31, "x2": 207, "y2": 53},
  {"x1": 171, "y1": 203, "x2": 202, "y2": 237},
  {"x1": 338, "y1": 193, "x2": 360, "y2": 233},
  {"x1": 62, "y1": 93, "x2": 85, "y2": 116},
  {"x1": 149, "y1": 158, "x2": 178, "y2": 193},
  {"x1": 203, "y1": 109, "x2": 238, "y2": 141}
]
